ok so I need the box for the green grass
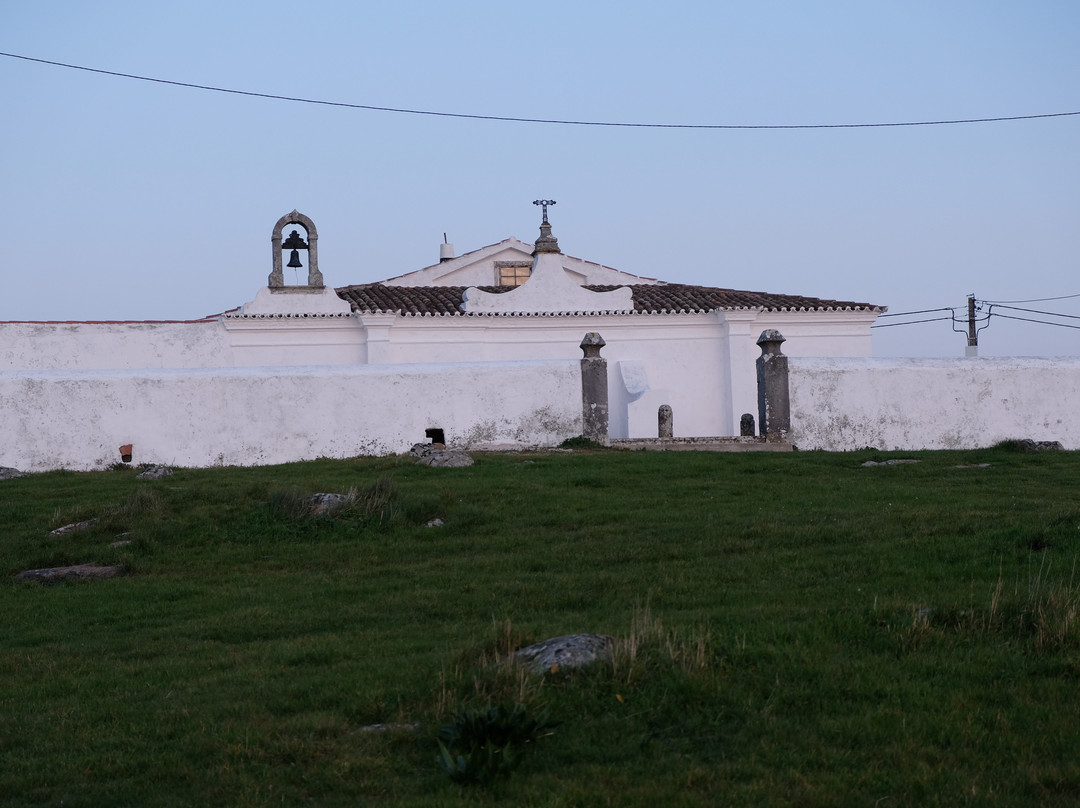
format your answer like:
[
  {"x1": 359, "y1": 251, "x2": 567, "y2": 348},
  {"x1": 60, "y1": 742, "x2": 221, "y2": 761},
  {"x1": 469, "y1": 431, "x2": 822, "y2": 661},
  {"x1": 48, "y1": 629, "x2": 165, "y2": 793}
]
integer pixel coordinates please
[{"x1": 3, "y1": 447, "x2": 1080, "y2": 806}]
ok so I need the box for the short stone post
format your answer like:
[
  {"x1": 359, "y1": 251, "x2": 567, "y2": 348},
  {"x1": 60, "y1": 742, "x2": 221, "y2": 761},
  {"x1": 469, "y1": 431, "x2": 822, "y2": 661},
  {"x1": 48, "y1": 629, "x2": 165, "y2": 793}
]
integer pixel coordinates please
[
  {"x1": 740, "y1": 413, "x2": 755, "y2": 437},
  {"x1": 580, "y1": 333, "x2": 609, "y2": 444},
  {"x1": 756, "y1": 329, "x2": 790, "y2": 441},
  {"x1": 658, "y1": 405, "x2": 673, "y2": 438}
]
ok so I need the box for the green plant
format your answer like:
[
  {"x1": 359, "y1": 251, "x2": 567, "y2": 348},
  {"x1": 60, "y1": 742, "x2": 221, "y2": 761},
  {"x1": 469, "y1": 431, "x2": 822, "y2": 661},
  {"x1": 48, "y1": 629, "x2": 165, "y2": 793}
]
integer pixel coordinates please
[
  {"x1": 436, "y1": 703, "x2": 558, "y2": 784},
  {"x1": 266, "y1": 475, "x2": 395, "y2": 522},
  {"x1": 557, "y1": 435, "x2": 605, "y2": 450},
  {"x1": 340, "y1": 475, "x2": 394, "y2": 523},
  {"x1": 992, "y1": 439, "x2": 1031, "y2": 452}
]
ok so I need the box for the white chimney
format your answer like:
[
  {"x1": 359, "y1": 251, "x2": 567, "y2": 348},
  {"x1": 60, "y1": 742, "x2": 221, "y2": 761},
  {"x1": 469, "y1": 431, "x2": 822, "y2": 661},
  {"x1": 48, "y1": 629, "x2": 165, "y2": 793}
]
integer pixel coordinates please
[{"x1": 440, "y1": 234, "x2": 454, "y2": 263}]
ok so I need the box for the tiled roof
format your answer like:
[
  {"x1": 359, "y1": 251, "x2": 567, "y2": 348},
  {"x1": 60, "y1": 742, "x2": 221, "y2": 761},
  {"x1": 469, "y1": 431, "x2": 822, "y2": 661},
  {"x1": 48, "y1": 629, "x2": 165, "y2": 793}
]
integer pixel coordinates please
[{"x1": 335, "y1": 283, "x2": 881, "y2": 315}]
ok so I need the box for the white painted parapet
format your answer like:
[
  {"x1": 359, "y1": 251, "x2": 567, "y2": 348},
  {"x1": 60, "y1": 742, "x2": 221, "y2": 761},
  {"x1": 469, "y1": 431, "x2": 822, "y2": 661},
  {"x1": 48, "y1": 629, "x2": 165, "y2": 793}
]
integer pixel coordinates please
[
  {"x1": 0, "y1": 321, "x2": 232, "y2": 371},
  {"x1": 788, "y1": 356, "x2": 1080, "y2": 450},
  {"x1": 0, "y1": 360, "x2": 582, "y2": 471}
]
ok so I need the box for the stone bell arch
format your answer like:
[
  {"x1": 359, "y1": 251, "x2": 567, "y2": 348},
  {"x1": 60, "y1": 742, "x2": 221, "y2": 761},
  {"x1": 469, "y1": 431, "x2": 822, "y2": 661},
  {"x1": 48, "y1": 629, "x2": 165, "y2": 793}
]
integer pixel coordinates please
[{"x1": 269, "y1": 210, "x2": 323, "y2": 289}]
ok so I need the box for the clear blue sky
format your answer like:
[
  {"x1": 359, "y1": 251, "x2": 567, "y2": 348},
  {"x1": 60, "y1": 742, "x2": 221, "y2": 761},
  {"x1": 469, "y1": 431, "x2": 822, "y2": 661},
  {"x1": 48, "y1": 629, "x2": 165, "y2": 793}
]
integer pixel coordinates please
[{"x1": 4, "y1": 1, "x2": 1078, "y2": 357}]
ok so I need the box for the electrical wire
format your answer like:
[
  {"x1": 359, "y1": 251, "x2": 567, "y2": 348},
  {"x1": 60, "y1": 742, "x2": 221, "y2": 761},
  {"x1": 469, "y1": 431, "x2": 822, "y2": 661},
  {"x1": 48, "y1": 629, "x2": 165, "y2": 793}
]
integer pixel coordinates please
[
  {"x1": 871, "y1": 316, "x2": 955, "y2": 328},
  {"x1": 981, "y1": 292, "x2": 1080, "y2": 304},
  {"x1": 991, "y1": 313, "x2": 1080, "y2": 331},
  {"x1": 989, "y1": 304, "x2": 1080, "y2": 321},
  {"x1": 3, "y1": 51, "x2": 1080, "y2": 130},
  {"x1": 875, "y1": 307, "x2": 956, "y2": 318}
]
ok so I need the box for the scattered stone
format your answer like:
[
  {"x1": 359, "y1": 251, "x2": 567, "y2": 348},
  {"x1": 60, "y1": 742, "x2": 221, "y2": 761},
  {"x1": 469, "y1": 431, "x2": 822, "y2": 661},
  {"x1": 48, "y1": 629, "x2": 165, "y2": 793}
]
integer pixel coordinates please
[
  {"x1": 424, "y1": 451, "x2": 474, "y2": 468},
  {"x1": 49, "y1": 518, "x2": 98, "y2": 536},
  {"x1": 16, "y1": 564, "x2": 122, "y2": 584},
  {"x1": 1014, "y1": 439, "x2": 1064, "y2": 452},
  {"x1": 357, "y1": 722, "x2": 420, "y2": 734},
  {"x1": 410, "y1": 443, "x2": 474, "y2": 468},
  {"x1": 306, "y1": 493, "x2": 350, "y2": 516},
  {"x1": 955, "y1": 463, "x2": 991, "y2": 469},
  {"x1": 861, "y1": 459, "x2": 920, "y2": 467},
  {"x1": 136, "y1": 465, "x2": 174, "y2": 480},
  {"x1": 109, "y1": 540, "x2": 133, "y2": 548},
  {"x1": 0, "y1": 467, "x2": 24, "y2": 480},
  {"x1": 514, "y1": 633, "x2": 615, "y2": 674},
  {"x1": 425, "y1": 518, "x2": 445, "y2": 528}
]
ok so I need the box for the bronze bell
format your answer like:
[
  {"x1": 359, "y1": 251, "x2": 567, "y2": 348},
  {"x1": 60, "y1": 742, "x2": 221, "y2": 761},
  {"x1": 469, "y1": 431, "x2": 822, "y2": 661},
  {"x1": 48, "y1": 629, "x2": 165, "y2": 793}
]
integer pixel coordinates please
[{"x1": 282, "y1": 229, "x2": 308, "y2": 268}]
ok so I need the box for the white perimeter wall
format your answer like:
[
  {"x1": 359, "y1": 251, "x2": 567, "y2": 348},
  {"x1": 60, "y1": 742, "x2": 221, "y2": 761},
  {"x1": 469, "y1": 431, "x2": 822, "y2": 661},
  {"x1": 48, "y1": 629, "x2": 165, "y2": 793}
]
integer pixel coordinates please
[
  {"x1": 356, "y1": 309, "x2": 876, "y2": 440},
  {"x1": 0, "y1": 321, "x2": 232, "y2": 370},
  {"x1": 0, "y1": 360, "x2": 582, "y2": 471},
  {"x1": 788, "y1": 357, "x2": 1080, "y2": 450},
  {"x1": 0, "y1": 306, "x2": 878, "y2": 446}
]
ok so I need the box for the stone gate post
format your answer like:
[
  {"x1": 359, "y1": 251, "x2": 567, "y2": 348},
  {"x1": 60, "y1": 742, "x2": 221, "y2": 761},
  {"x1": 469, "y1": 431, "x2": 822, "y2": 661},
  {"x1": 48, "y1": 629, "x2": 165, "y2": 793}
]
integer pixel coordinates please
[
  {"x1": 756, "y1": 329, "x2": 790, "y2": 441},
  {"x1": 580, "y1": 332, "x2": 609, "y2": 444}
]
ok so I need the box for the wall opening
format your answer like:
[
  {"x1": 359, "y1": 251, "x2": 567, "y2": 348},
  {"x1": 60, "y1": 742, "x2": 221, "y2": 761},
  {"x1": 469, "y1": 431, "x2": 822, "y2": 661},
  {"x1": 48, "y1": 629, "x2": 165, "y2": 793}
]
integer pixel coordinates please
[{"x1": 425, "y1": 428, "x2": 445, "y2": 446}]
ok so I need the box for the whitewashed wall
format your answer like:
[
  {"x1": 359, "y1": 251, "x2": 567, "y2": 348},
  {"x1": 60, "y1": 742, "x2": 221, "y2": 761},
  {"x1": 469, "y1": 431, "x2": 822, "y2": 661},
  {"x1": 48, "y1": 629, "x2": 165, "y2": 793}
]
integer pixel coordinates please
[
  {"x1": 0, "y1": 360, "x2": 582, "y2": 472},
  {"x1": 351, "y1": 309, "x2": 876, "y2": 440},
  {"x1": 0, "y1": 303, "x2": 878, "y2": 443},
  {"x1": 788, "y1": 357, "x2": 1080, "y2": 450},
  {"x1": 0, "y1": 321, "x2": 232, "y2": 370}
]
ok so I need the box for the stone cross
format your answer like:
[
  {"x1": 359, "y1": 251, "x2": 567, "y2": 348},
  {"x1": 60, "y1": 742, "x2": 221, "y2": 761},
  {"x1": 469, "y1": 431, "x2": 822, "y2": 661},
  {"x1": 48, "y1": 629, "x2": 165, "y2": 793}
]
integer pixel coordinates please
[{"x1": 532, "y1": 199, "x2": 556, "y2": 224}]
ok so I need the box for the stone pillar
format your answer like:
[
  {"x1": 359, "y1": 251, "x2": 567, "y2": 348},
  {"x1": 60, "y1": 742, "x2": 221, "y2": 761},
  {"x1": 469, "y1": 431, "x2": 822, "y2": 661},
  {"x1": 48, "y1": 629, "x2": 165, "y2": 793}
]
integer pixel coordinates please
[
  {"x1": 756, "y1": 329, "x2": 790, "y2": 441},
  {"x1": 580, "y1": 333, "x2": 609, "y2": 445},
  {"x1": 658, "y1": 405, "x2": 673, "y2": 438}
]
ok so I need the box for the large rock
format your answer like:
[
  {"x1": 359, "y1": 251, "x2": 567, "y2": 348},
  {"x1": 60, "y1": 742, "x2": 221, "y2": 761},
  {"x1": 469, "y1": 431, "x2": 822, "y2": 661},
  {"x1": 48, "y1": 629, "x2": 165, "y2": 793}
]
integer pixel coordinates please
[
  {"x1": 1014, "y1": 439, "x2": 1064, "y2": 452},
  {"x1": 306, "y1": 492, "x2": 350, "y2": 516},
  {"x1": 409, "y1": 443, "x2": 474, "y2": 468},
  {"x1": 136, "y1": 465, "x2": 174, "y2": 480},
  {"x1": 514, "y1": 633, "x2": 615, "y2": 674},
  {"x1": 0, "y1": 467, "x2": 24, "y2": 480}
]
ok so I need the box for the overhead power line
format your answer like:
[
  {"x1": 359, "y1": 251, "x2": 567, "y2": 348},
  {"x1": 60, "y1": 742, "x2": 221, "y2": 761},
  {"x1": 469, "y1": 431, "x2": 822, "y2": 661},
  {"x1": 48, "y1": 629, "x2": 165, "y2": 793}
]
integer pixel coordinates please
[
  {"x1": 871, "y1": 315, "x2": 954, "y2": 329},
  {"x1": 981, "y1": 292, "x2": 1080, "y2": 305},
  {"x1": 876, "y1": 307, "x2": 955, "y2": 319},
  {"x1": 3, "y1": 51, "x2": 1080, "y2": 130},
  {"x1": 992, "y1": 313, "x2": 1080, "y2": 331},
  {"x1": 991, "y1": 304, "x2": 1080, "y2": 321}
]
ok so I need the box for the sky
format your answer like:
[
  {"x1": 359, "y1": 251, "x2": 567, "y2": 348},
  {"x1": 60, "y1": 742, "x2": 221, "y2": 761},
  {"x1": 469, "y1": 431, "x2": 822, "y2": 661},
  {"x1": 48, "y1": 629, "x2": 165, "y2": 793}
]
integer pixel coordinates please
[{"x1": 3, "y1": 1, "x2": 1078, "y2": 357}]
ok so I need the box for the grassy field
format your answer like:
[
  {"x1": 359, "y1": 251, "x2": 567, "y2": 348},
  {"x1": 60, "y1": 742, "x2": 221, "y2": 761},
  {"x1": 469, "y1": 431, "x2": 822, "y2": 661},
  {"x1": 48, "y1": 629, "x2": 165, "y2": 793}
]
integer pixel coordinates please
[{"x1": 2, "y1": 446, "x2": 1080, "y2": 806}]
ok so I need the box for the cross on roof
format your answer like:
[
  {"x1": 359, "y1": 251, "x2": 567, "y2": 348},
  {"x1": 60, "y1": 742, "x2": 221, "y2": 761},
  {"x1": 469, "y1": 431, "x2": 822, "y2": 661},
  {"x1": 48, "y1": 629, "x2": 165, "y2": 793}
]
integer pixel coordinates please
[{"x1": 532, "y1": 199, "x2": 556, "y2": 224}]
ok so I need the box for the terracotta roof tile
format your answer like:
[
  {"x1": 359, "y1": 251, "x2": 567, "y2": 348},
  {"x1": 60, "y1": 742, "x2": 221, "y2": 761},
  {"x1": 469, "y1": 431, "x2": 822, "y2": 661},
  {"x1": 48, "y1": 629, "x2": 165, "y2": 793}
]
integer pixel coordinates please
[{"x1": 335, "y1": 282, "x2": 881, "y2": 315}]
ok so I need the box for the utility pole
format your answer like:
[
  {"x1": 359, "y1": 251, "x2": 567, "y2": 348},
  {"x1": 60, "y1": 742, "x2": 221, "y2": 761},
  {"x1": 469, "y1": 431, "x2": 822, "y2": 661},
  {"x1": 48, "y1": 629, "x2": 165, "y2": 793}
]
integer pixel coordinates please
[{"x1": 965, "y1": 294, "x2": 978, "y2": 357}]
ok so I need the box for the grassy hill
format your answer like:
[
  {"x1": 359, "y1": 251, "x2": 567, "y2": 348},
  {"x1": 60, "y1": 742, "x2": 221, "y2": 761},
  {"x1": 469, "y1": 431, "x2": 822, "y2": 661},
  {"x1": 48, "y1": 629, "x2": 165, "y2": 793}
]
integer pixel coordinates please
[{"x1": 3, "y1": 447, "x2": 1079, "y2": 806}]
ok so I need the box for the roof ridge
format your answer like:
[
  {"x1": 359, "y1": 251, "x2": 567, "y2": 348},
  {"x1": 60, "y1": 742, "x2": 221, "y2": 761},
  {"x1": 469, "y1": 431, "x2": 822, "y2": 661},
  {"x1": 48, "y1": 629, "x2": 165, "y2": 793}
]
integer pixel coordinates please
[{"x1": 335, "y1": 281, "x2": 882, "y2": 316}]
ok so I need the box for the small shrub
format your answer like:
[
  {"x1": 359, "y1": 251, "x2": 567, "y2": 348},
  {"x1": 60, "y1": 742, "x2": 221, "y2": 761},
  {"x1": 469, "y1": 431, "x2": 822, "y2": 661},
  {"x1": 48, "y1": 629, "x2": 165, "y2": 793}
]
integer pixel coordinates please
[
  {"x1": 267, "y1": 476, "x2": 395, "y2": 523},
  {"x1": 340, "y1": 476, "x2": 394, "y2": 522},
  {"x1": 436, "y1": 703, "x2": 557, "y2": 785},
  {"x1": 558, "y1": 436, "x2": 605, "y2": 450},
  {"x1": 992, "y1": 439, "x2": 1031, "y2": 453},
  {"x1": 613, "y1": 605, "x2": 713, "y2": 686},
  {"x1": 898, "y1": 564, "x2": 1080, "y2": 653},
  {"x1": 50, "y1": 488, "x2": 164, "y2": 535},
  {"x1": 437, "y1": 619, "x2": 541, "y2": 717},
  {"x1": 266, "y1": 488, "x2": 310, "y2": 520}
]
